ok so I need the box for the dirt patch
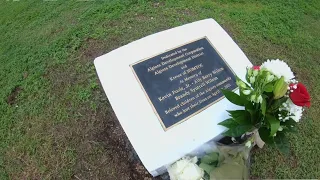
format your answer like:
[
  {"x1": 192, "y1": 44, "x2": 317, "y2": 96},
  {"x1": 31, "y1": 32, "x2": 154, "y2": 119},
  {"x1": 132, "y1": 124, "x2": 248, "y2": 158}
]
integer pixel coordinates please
[
  {"x1": 6, "y1": 86, "x2": 22, "y2": 105},
  {"x1": 45, "y1": 63, "x2": 85, "y2": 97},
  {"x1": 64, "y1": 90, "x2": 162, "y2": 180},
  {"x1": 38, "y1": 30, "x2": 171, "y2": 179},
  {"x1": 181, "y1": 8, "x2": 194, "y2": 16},
  {"x1": 43, "y1": 55, "x2": 164, "y2": 179},
  {"x1": 80, "y1": 38, "x2": 108, "y2": 61},
  {"x1": 78, "y1": 37, "x2": 122, "y2": 63}
]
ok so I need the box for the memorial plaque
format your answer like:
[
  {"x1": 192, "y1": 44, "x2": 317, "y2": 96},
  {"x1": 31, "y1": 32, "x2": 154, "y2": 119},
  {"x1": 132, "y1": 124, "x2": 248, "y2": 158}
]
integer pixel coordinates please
[{"x1": 131, "y1": 37, "x2": 237, "y2": 130}]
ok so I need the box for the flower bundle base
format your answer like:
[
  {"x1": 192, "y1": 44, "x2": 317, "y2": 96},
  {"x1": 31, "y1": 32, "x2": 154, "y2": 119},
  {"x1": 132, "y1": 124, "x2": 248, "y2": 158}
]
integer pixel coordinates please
[
  {"x1": 167, "y1": 139, "x2": 253, "y2": 180},
  {"x1": 219, "y1": 59, "x2": 310, "y2": 154}
]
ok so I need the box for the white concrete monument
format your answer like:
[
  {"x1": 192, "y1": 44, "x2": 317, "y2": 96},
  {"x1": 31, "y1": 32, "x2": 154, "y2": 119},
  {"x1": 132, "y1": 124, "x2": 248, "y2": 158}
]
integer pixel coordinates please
[{"x1": 94, "y1": 18, "x2": 252, "y2": 176}]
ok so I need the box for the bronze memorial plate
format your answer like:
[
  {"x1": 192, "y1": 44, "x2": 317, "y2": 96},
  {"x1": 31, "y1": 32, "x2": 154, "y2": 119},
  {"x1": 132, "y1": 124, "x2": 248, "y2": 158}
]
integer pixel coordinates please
[{"x1": 130, "y1": 37, "x2": 237, "y2": 131}]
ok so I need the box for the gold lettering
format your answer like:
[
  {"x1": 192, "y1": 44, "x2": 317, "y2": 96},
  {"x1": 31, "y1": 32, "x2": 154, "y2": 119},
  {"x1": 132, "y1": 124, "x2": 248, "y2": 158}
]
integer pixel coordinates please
[
  {"x1": 165, "y1": 104, "x2": 180, "y2": 114},
  {"x1": 189, "y1": 102, "x2": 199, "y2": 109},
  {"x1": 184, "y1": 73, "x2": 198, "y2": 82},
  {"x1": 205, "y1": 77, "x2": 218, "y2": 85},
  {"x1": 184, "y1": 47, "x2": 204, "y2": 56},
  {"x1": 212, "y1": 67, "x2": 224, "y2": 74},
  {"x1": 186, "y1": 63, "x2": 203, "y2": 74},
  {"x1": 191, "y1": 52, "x2": 204, "y2": 59},
  {"x1": 147, "y1": 64, "x2": 161, "y2": 72},
  {"x1": 182, "y1": 107, "x2": 190, "y2": 113},
  {"x1": 189, "y1": 83, "x2": 206, "y2": 93},
  {"x1": 174, "y1": 111, "x2": 183, "y2": 117},
  {"x1": 169, "y1": 73, "x2": 183, "y2": 81},
  {"x1": 155, "y1": 67, "x2": 169, "y2": 75},
  {"x1": 175, "y1": 91, "x2": 190, "y2": 101},
  {"x1": 172, "y1": 86, "x2": 184, "y2": 95},
  {"x1": 201, "y1": 73, "x2": 212, "y2": 80},
  {"x1": 158, "y1": 93, "x2": 172, "y2": 102},
  {"x1": 216, "y1": 77, "x2": 232, "y2": 87},
  {"x1": 212, "y1": 90, "x2": 220, "y2": 96},
  {"x1": 180, "y1": 97, "x2": 196, "y2": 106}
]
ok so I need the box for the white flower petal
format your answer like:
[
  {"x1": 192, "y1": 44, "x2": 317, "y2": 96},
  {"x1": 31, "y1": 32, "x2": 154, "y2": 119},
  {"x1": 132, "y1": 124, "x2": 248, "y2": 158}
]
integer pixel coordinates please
[
  {"x1": 261, "y1": 59, "x2": 295, "y2": 82},
  {"x1": 167, "y1": 157, "x2": 204, "y2": 180},
  {"x1": 279, "y1": 99, "x2": 303, "y2": 122}
]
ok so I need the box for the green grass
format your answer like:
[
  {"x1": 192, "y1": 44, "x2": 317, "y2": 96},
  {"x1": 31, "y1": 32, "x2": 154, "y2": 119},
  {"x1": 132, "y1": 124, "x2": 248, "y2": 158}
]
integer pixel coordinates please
[{"x1": 0, "y1": 0, "x2": 319, "y2": 179}]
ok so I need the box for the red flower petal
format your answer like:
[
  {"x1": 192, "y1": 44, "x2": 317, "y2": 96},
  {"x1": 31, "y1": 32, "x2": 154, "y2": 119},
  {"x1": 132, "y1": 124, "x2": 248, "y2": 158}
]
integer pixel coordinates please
[
  {"x1": 289, "y1": 83, "x2": 311, "y2": 107},
  {"x1": 297, "y1": 83, "x2": 310, "y2": 99},
  {"x1": 253, "y1": 66, "x2": 260, "y2": 70},
  {"x1": 306, "y1": 101, "x2": 311, "y2": 107}
]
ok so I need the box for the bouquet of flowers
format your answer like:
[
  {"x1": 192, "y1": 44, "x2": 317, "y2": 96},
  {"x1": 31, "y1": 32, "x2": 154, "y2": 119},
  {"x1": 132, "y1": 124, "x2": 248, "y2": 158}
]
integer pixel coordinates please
[
  {"x1": 219, "y1": 59, "x2": 311, "y2": 154},
  {"x1": 166, "y1": 59, "x2": 311, "y2": 180}
]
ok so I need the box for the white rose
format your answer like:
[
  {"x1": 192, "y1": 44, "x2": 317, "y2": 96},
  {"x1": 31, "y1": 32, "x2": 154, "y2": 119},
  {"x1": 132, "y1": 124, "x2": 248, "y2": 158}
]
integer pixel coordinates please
[{"x1": 167, "y1": 157, "x2": 204, "y2": 180}]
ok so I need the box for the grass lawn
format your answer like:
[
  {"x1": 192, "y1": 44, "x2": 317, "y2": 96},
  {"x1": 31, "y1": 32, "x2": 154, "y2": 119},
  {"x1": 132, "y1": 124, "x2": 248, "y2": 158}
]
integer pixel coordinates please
[{"x1": 1, "y1": 0, "x2": 319, "y2": 179}]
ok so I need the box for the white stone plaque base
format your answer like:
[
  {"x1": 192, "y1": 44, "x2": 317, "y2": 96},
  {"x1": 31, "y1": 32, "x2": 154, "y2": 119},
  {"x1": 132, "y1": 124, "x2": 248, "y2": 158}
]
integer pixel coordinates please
[{"x1": 94, "y1": 18, "x2": 252, "y2": 176}]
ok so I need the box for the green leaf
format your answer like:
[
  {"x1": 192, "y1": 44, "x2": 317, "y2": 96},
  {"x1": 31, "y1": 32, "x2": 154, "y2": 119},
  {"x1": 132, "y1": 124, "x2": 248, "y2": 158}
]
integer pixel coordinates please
[
  {"x1": 222, "y1": 125, "x2": 253, "y2": 137},
  {"x1": 247, "y1": 109, "x2": 257, "y2": 124},
  {"x1": 261, "y1": 98, "x2": 266, "y2": 116},
  {"x1": 269, "y1": 97, "x2": 288, "y2": 112},
  {"x1": 221, "y1": 89, "x2": 245, "y2": 106},
  {"x1": 264, "y1": 83, "x2": 274, "y2": 92},
  {"x1": 258, "y1": 127, "x2": 275, "y2": 146},
  {"x1": 245, "y1": 101, "x2": 258, "y2": 123},
  {"x1": 266, "y1": 114, "x2": 280, "y2": 136},
  {"x1": 201, "y1": 153, "x2": 219, "y2": 165},
  {"x1": 285, "y1": 126, "x2": 298, "y2": 133},
  {"x1": 274, "y1": 132, "x2": 290, "y2": 155},
  {"x1": 245, "y1": 101, "x2": 254, "y2": 111},
  {"x1": 281, "y1": 119, "x2": 297, "y2": 127},
  {"x1": 259, "y1": 71, "x2": 269, "y2": 82},
  {"x1": 199, "y1": 163, "x2": 216, "y2": 175},
  {"x1": 227, "y1": 110, "x2": 251, "y2": 125},
  {"x1": 218, "y1": 118, "x2": 239, "y2": 128},
  {"x1": 281, "y1": 119, "x2": 298, "y2": 133},
  {"x1": 236, "y1": 76, "x2": 250, "y2": 88}
]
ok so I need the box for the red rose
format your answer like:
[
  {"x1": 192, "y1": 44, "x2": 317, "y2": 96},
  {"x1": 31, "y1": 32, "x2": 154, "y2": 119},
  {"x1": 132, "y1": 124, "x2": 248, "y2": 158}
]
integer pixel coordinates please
[
  {"x1": 289, "y1": 83, "x2": 311, "y2": 107},
  {"x1": 253, "y1": 66, "x2": 260, "y2": 70}
]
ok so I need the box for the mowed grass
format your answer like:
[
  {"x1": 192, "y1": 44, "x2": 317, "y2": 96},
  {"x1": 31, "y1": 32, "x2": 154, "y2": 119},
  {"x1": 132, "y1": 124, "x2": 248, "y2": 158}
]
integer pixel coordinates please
[{"x1": 0, "y1": 0, "x2": 319, "y2": 179}]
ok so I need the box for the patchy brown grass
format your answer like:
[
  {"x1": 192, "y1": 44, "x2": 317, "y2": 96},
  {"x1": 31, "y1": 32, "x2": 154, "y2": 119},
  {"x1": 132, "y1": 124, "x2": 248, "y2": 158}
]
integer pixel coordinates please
[
  {"x1": 40, "y1": 38, "x2": 160, "y2": 179},
  {"x1": 6, "y1": 86, "x2": 22, "y2": 105},
  {"x1": 79, "y1": 38, "x2": 110, "y2": 61}
]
